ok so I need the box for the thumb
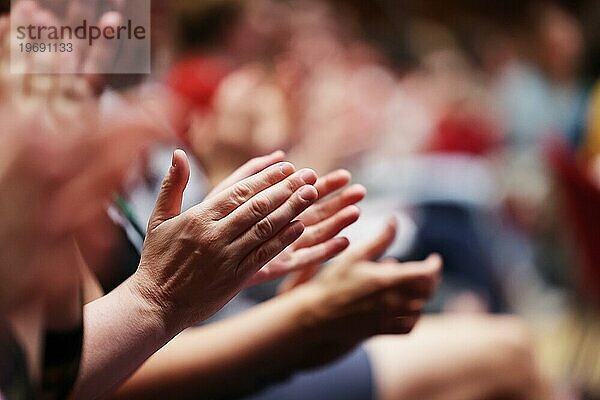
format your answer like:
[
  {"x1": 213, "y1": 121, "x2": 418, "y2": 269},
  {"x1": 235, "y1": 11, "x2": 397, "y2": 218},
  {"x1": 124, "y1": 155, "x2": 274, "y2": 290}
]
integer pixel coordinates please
[{"x1": 147, "y1": 149, "x2": 190, "y2": 232}]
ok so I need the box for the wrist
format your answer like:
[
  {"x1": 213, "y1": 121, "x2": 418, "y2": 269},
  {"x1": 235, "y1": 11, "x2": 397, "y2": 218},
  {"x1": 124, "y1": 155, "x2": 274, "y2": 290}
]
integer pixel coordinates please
[
  {"x1": 279, "y1": 282, "x2": 355, "y2": 368},
  {"x1": 124, "y1": 272, "x2": 179, "y2": 339},
  {"x1": 282, "y1": 282, "x2": 331, "y2": 340}
]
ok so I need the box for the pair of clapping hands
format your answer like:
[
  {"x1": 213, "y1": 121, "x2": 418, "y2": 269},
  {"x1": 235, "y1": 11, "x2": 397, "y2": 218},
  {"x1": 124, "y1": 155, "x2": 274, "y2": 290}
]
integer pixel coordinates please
[
  {"x1": 1, "y1": 0, "x2": 441, "y2": 360},
  {"x1": 132, "y1": 149, "x2": 442, "y2": 339}
]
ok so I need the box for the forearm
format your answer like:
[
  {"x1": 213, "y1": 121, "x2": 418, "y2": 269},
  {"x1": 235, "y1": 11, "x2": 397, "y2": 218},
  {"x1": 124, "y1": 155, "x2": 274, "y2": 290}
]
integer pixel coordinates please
[
  {"x1": 112, "y1": 285, "x2": 328, "y2": 400},
  {"x1": 71, "y1": 276, "x2": 173, "y2": 400}
]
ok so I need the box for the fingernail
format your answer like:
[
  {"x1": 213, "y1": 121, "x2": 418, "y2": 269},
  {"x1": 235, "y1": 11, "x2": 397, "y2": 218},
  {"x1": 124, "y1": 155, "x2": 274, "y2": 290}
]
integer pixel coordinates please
[
  {"x1": 299, "y1": 185, "x2": 318, "y2": 201},
  {"x1": 299, "y1": 168, "x2": 317, "y2": 183},
  {"x1": 337, "y1": 169, "x2": 351, "y2": 179},
  {"x1": 279, "y1": 162, "x2": 295, "y2": 175},
  {"x1": 272, "y1": 150, "x2": 285, "y2": 158}
]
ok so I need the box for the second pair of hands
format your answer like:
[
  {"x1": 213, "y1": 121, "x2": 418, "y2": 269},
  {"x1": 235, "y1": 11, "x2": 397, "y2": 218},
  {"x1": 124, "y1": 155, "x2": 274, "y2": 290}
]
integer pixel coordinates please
[{"x1": 129, "y1": 150, "x2": 366, "y2": 335}]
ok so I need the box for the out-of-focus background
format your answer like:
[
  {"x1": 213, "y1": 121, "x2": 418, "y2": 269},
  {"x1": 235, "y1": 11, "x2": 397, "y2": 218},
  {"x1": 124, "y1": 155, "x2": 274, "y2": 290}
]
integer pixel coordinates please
[
  {"x1": 160, "y1": 1, "x2": 600, "y2": 396},
  {"x1": 6, "y1": 0, "x2": 598, "y2": 396}
]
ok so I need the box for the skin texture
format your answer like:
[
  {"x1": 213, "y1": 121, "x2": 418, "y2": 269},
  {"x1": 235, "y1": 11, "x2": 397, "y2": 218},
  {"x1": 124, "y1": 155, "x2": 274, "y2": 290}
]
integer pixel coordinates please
[
  {"x1": 109, "y1": 219, "x2": 442, "y2": 400},
  {"x1": 2, "y1": 3, "x2": 330, "y2": 396},
  {"x1": 135, "y1": 151, "x2": 319, "y2": 332},
  {"x1": 72, "y1": 150, "x2": 321, "y2": 400},
  {"x1": 242, "y1": 163, "x2": 365, "y2": 287},
  {"x1": 68, "y1": 151, "x2": 364, "y2": 399}
]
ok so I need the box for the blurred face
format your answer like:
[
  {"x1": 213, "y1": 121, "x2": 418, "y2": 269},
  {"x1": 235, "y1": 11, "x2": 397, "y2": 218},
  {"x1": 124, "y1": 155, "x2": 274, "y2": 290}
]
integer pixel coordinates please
[
  {"x1": 224, "y1": 0, "x2": 291, "y2": 62},
  {"x1": 537, "y1": 6, "x2": 584, "y2": 82},
  {"x1": 188, "y1": 64, "x2": 291, "y2": 166}
]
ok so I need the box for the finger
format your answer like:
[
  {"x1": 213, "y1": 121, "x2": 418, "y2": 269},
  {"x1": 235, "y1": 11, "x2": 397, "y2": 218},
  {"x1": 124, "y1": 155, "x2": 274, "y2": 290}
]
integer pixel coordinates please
[
  {"x1": 82, "y1": 11, "x2": 122, "y2": 77},
  {"x1": 374, "y1": 254, "x2": 443, "y2": 299},
  {"x1": 203, "y1": 162, "x2": 295, "y2": 219},
  {"x1": 231, "y1": 184, "x2": 318, "y2": 252},
  {"x1": 217, "y1": 168, "x2": 317, "y2": 239},
  {"x1": 298, "y1": 184, "x2": 366, "y2": 226},
  {"x1": 237, "y1": 220, "x2": 305, "y2": 279},
  {"x1": 294, "y1": 205, "x2": 360, "y2": 248},
  {"x1": 0, "y1": 16, "x2": 8, "y2": 68},
  {"x1": 147, "y1": 150, "x2": 190, "y2": 232},
  {"x1": 67, "y1": 0, "x2": 98, "y2": 69},
  {"x1": 379, "y1": 291, "x2": 425, "y2": 315},
  {"x1": 206, "y1": 150, "x2": 286, "y2": 199},
  {"x1": 343, "y1": 216, "x2": 397, "y2": 263},
  {"x1": 247, "y1": 236, "x2": 349, "y2": 288},
  {"x1": 11, "y1": 1, "x2": 38, "y2": 85},
  {"x1": 67, "y1": 0, "x2": 96, "y2": 29},
  {"x1": 289, "y1": 236, "x2": 350, "y2": 268},
  {"x1": 277, "y1": 263, "x2": 320, "y2": 294},
  {"x1": 0, "y1": 15, "x2": 7, "y2": 30},
  {"x1": 313, "y1": 169, "x2": 351, "y2": 199},
  {"x1": 30, "y1": 8, "x2": 60, "y2": 75}
]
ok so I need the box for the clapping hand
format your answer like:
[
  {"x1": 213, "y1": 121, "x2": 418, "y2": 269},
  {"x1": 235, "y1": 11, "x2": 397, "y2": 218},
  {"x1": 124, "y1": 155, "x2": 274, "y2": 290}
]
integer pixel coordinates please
[
  {"x1": 205, "y1": 151, "x2": 366, "y2": 287},
  {"x1": 130, "y1": 150, "x2": 320, "y2": 334}
]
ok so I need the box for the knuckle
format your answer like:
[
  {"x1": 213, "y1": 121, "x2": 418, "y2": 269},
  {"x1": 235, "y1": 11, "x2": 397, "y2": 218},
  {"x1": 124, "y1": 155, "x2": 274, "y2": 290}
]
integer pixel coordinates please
[
  {"x1": 263, "y1": 163, "x2": 288, "y2": 185},
  {"x1": 250, "y1": 196, "x2": 271, "y2": 218},
  {"x1": 285, "y1": 176, "x2": 302, "y2": 194},
  {"x1": 294, "y1": 191, "x2": 312, "y2": 207},
  {"x1": 252, "y1": 244, "x2": 273, "y2": 266},
  {"x1": 278, "y1": 227, "x2": 296, "y2": 245},
  {"x1": 254, "y1": 217, "x2": 275, "y2": 241},
  {"x1": 315, "y1": 205, "x2": 328, "y2": 221},
  {"x1": 289, "y1": 192, "x2": 312, "y2": 214},
  {"x1": 212, "y1": 201, "x2": 233, "y2": 219},
  {"x1": 159, "y1": 174, "x2": 174, "y2": 193},
  {"x1": 231, "y1": 182, "x2": 252, "y2": 206}
]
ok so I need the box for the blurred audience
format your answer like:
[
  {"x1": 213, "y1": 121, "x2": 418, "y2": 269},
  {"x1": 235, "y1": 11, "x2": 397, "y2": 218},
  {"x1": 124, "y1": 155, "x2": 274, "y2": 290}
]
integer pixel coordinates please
[{"x1": 2, "y1": 0, "x2": 600, "y2": 399}]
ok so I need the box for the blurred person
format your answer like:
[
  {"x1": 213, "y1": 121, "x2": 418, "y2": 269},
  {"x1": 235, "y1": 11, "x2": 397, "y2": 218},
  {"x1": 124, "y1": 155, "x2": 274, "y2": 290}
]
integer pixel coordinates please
[
  {"x1": 345, "y1": 18, "x2": 509, "y2": 312},
  {"x1": 112, "y1": 16, "x2": 549, "y2": 400},
  {"x1": 489, "y1": 2, "x2": 593, "y2": 298},
  {"x1": 6, "y1": 4, "x2": 373, "y2": 397},
  {"x1": 0, "y1": 2, "x2": 321, "y2": 399},
  {"x1": 175, "y1": 0, "x2": 291, "y2": 71},
  {"x1": 0, "y1": 0, "x2": 178, "y2": 394},
  {"x1": 0, "y1": 3, "x2": 552, "y2": 400},
  {"x1": 492, "y1": 2, "x2": 587, "y2": 151},
  {"x1": 0, "y1": 1, "x2": 167, "y2": 397}
]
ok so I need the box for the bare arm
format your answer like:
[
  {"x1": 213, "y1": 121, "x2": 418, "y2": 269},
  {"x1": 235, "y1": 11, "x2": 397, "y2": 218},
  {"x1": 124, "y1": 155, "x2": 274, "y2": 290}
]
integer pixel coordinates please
[
  {"x1": 72, "y1": 279, "x2": 172, "y2": 400},
  {"x1": 111, "y1": 221, "x2": 442, "y2": 400},
  {"x1": 71, "y1": 150, "x2": 318, "y2": 400},
  {"x1": 111, "y1": 284, "x2": 323, "y2": 400}
]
